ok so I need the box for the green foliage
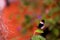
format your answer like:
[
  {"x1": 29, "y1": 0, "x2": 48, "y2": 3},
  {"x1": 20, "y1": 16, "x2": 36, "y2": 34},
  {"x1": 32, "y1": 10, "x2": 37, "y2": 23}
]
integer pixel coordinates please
[
  {"x1": 52, "y1": 28, "x2": 59, "y2": 37},
  {"x1": 54, "y1": 15, "x2": 60, "y2": 22},
  {"x1": 57, "y1": 1, "x2": 60, "y2": 7},
  {"x1": 49, "y1": 25, "x2": 53, "y2": 30},
  {"x1": 41, "y1": 13, "x2": 46, "y2": 20},
  {"x1": 31, "y1": 2, "x2": 38, "y2": 9},
  {"x1": 48, "y1": 18, "x2": 56, "y2": 24},
  {"x1": 25, "y1": 15, "x2": 31, "y2": 24},
  {"x1": 35, "y1": 29, "x2": 44, "y2": 33},
  {"x1": 22, "y1": 0, "x2": 31, "y2": 6},
  {"x1": 48, "y1": 7, "x2": 60, "y2": 16},
  {"x1": 24, "y1": 1, "x2": 30, "y2": 6},
  {"x1": 32, "y1": 35, "x2": 46, "y2": 40},
  {"x1": 44, "y1": 0, "x2": 53, "y2": 5},
  {"x1": 46, "y1": 34, "x2": 57, "y2": 40},
  {"x1": 35, "y1": 19, "x2": 40, "y2": 26}
]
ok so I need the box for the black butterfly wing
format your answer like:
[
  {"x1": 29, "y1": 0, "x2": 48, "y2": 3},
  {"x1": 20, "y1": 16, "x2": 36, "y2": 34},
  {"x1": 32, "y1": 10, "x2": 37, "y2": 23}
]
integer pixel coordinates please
[
  {"x1": 41, "y1": 28, "x2": 51, "y2": 37},
  {"x1": 38, "y1": 23, "x2": 44, "y2": 29}
]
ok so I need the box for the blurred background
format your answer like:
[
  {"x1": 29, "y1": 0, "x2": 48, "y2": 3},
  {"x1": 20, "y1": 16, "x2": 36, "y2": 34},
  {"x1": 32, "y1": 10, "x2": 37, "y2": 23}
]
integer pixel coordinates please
[{"x1": 0, "y1": 0, "x2": 60, "y2": 40}]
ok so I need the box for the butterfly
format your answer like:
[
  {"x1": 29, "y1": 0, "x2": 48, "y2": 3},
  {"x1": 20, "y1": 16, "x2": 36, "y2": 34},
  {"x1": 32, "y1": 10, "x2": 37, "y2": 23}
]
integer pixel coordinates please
[{"x1": 38, "y1": 20, "x2": 45, "y2": 29}]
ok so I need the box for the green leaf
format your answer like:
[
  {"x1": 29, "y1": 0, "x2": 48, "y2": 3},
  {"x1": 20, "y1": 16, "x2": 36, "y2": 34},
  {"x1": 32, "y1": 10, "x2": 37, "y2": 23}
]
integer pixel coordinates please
[
  {"x1": 48, "y1": 7, "x2": 60, "y2": 16},
  {"x1": 49, "y1": 25, "x2": 53, "y2": 30},
  {"x1": 32, "y1": 35, "x2": 46, "y2": 40},
  {"x1": 54, "y1": 15, "x2": 60, "y2": 22},
  {"x1": 44, "y1": 0, "x2": 53, "y2": 5},
  {"x1": 35, "y1": 19, "x2": 40, "y2": 25},
  {"x1": 35, "y1": 29, "x2": 44, "y2": 33},
  {"x1": 25, "y1": 15, "x2": 31, "y2": 23},
  {"x1": 47, "y1": 18, "x2": 55, "y2": 24},
  {"x1": 52, "y1": 28, "x2": 59, "y2": 37},
  {"x1": 24, "y1": 1, "x2": 30, "y2": 6},
  {"x1": 57, "y1": 1, "x2": 60, "y2": 7},
  {"x1": 42, "y1": 13, "x2": 46, "y2": 20},
  {"x1": 22, "y1": 0, "x2": 30, "y2": 6},
  {"x1": 31, "y1": 2, "x2": 38, "y2": 9}
]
